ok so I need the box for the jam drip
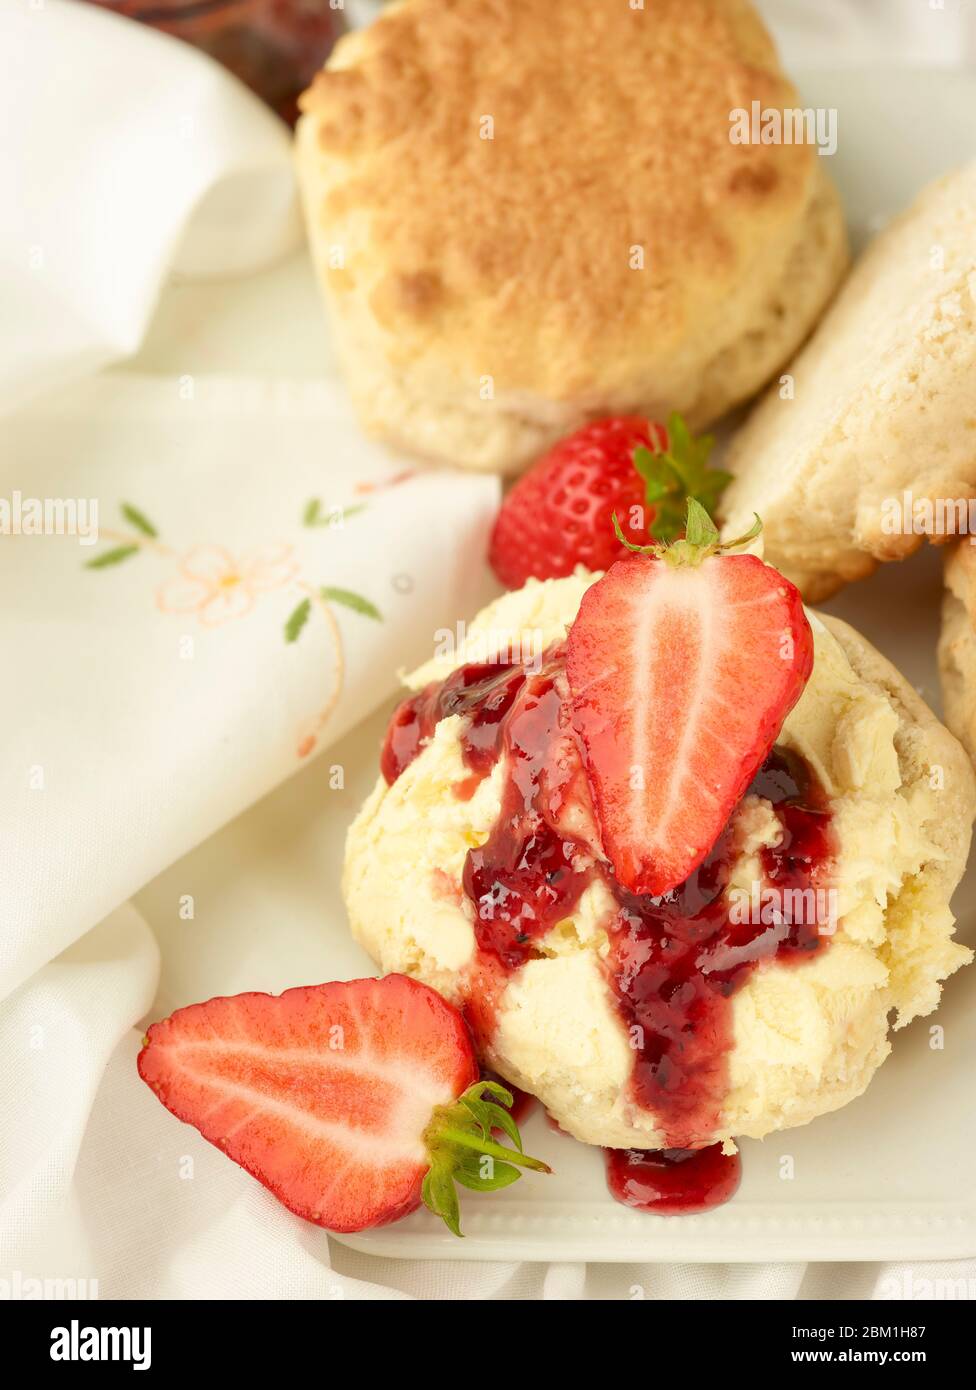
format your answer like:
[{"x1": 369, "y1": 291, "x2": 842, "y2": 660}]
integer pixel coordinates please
[
  {"x1": 607, "y1": 747, "x2": 832, "y2": 1149},
  {"x1": 382, "y1": 654, "x2": 834, "y2": 1213},
  {"x1": 384, "y1": 654, "x2": 594, "y2": 973},
  {"x1": 605, "y1": 1144, "x2": 741, "y2": 1215},
  {"x1": 462, "y1": 661, "x2": 593, "y2": 971}
]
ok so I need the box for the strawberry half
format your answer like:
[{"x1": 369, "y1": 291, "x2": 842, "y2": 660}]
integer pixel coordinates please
[
  {"x1": 566, "y1": 503, "x2": 813, "y2": 897},
  {"x1": 138, "y1": 974, "x2": 549, "y2": 1236},
  {"x1": 488, "y1": 412, "x2": 730, "y2": 589}
]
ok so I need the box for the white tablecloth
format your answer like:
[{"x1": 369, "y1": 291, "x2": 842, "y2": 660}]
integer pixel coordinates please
[{"x1": 1, "y1": 0, "x2": 974, "y2": 1301}]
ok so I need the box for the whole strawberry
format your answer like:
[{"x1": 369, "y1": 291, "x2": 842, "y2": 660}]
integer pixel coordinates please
[{"x1": 488, "y1": 413, "x2": 730, "y2": 589}]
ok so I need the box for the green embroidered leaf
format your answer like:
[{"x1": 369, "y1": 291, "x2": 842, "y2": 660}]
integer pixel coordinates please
[
  {"x1": 120, "y1": 502, "x2": 158, "y2": 538},
  {"x1": 320, "y1": 586, "x2": 381, "y2": 620},
  {"x1": 284, "y1": 598, "x2": 311, "y2": 643},
  {"x1": 304, "y1": 500, "x2": 367, "y2": 528},
  {"x1": 85, "y1": 545, "x2": 139, "y2": 569}
]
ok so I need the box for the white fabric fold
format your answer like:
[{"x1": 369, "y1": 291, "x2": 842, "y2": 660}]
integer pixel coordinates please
[
  {"x1": 0, "y1": 372, "x2": 500, "y2": 1001},
  {"x1": 0, "y1": 0, "x2": 301, "y2": 413},
  {"x1": 0, "y1": 907, "x2": 159, "y2": 1276}
]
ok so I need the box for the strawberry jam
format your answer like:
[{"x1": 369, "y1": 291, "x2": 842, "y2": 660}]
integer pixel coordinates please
[
  {"x1": 605, "y1": 1143, "x2": 741, "y2": 1215},
  {"x1": 382, "y1": 652, "x2": 833, "y2": 1214},
  {"x1": 462, "y1": 662, "x2": 593, "y2": 971},
  {"x1": 381, "y1": 662, "x2": 525, "y2": 784},
  {"x1": 606, "y1": 747, "x2": 831, "y2": 1149}
]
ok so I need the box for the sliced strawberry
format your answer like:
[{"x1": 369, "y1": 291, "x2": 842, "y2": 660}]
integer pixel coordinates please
[
  {"x1": 566, "y1": 507, "x2": 813, "y2": 897},
  {"x1": 138, "y1": 974, "x2": 549, "y2": 1236}
]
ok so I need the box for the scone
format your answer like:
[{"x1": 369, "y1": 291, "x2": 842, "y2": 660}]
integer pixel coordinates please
[
  {"x1": 939, "y1": 541, "x2": 976, "y2": 763},
  {"x1": 722, "y1": 161, "x2": 976, "y2": 601},
  {"x1": 344, "y1": 571, "x2": 974, "y2": 1151},
  {"x1": 296, "y1": 0, "x2": 847, "y2": 473}
]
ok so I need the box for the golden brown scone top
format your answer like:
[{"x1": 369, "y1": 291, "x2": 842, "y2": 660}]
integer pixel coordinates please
[{"x1": 299, "y1": 0, "x2": 818, "y2": 398}]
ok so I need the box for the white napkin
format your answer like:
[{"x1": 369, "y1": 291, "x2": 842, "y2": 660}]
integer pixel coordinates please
[
  {"x1": 757, "y1": 0, "x2": 976, "y2": 68},
  {"x1": 0, "y1": 1, "x2": 501, "y2": 1291},
  {"x1": 0, "y1": 371, "x2": 499, "y2": 1002},
  {"x1": 0, "y1": 367, "x2": 499, "y2": 1286},
  {"x1": 0, "y1": 0, "x2": 302, "y2": 413}
]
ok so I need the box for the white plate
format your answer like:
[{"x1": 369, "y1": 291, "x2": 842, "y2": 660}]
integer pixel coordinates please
[{"x1": 134, "y1": 70, "x2": 976, "y2": 1262}]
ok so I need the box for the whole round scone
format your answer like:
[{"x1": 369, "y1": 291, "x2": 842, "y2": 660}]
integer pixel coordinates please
[
  {"x1": 722, "y1": 160, "x2": 976, "y2": 602},
  {"x1": 343, "y1": 576, "x2": 974, "y2": 1150},
  {"x1": 296, "y1": 0, "x2": 847, "y2": 473}
]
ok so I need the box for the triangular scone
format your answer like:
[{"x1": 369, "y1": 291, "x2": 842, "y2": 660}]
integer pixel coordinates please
[{"x1": 721, "y1": 162, "x2": 976, "y2": 602}]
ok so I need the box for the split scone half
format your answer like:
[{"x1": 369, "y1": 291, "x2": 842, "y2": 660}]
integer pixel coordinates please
[
  {"x1": 721, "y1": 161, "x2": 976, "y2": 601},
  {"x1": 296, "y1": 0, "x2": 847, "y2": 473},
  {"x1": 344, "y1": 575, "x2": 974, "y2": 1151}
]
